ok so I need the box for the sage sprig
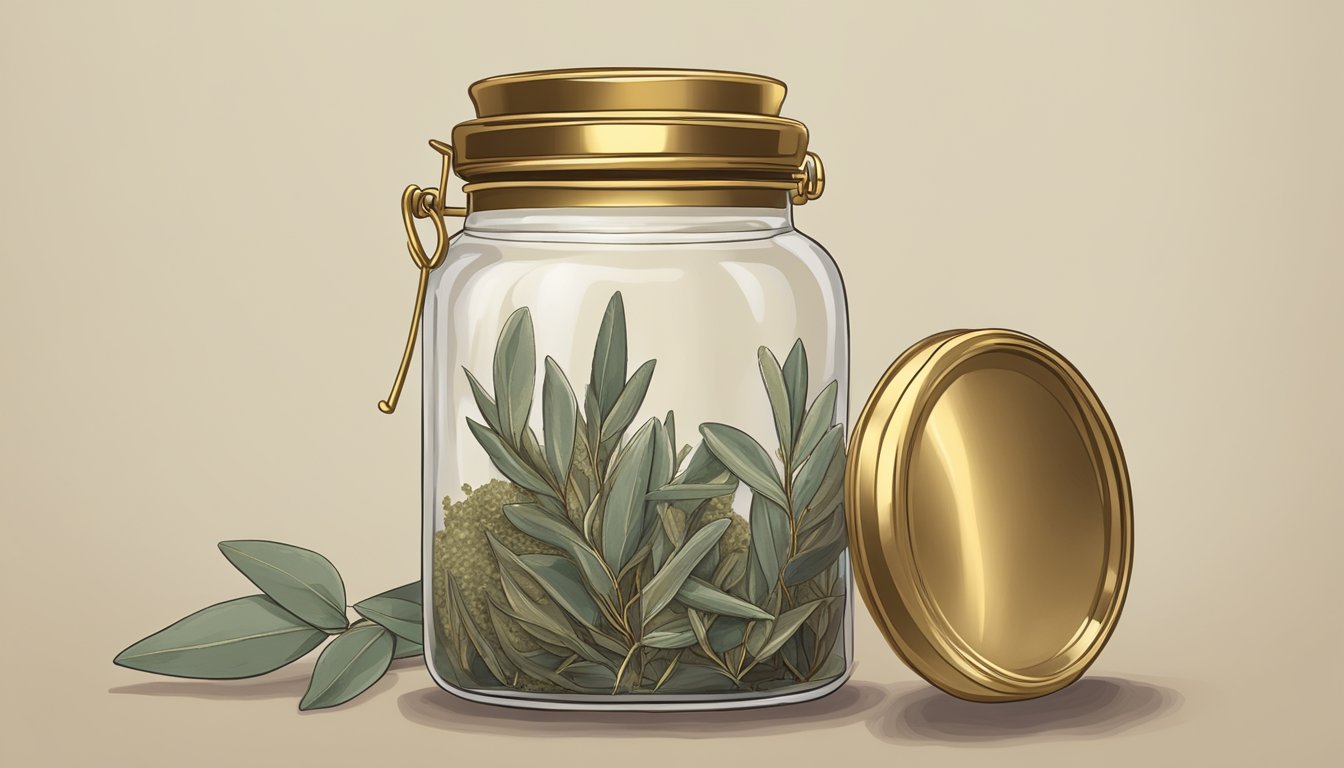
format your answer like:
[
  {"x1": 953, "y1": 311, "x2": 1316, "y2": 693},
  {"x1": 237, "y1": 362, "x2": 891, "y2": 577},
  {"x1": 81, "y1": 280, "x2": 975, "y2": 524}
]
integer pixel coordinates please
[
  {"x1": 114, "y1": 540, "x2": 422, "y2": 711},
  {"x1": 435, "y1": 292, "x2": 849, "y2": 695}
]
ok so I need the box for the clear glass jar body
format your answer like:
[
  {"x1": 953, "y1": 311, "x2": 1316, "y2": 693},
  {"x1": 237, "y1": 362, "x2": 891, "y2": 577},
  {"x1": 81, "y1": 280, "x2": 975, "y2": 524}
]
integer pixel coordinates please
[{"x1": 421, "y1": 205, "x2": 851, "y2": 710}]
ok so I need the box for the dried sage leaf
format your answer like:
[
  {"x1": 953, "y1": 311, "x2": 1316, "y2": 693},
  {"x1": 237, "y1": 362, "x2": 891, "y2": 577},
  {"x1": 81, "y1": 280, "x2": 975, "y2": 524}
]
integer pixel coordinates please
[
  {"x1": 677, "y1": 441, "x2": 730, "y2": 485},
  {"x1": 645, "y1": 482, "x2": 737, "y2": 502},
  {"x1": 749, "y1": 494, "x2": 791, "y2": 587},
  {"x1": 792, "y1": 380, "x2": 838, "y2": 470},
  {"x1": 114, "y1": 595, "x2": 327, "y2": 679},
  {"x1": 642, "y1": 622, "x2": 698, "y2": 650},
  {"x1": 649, "y1": 417, "x2": 675, "y2": 490},
  {"x1": 562, "y1": 660, "x2": 617, "y2": 689},
  {"x1": 452, "y1": 572, "x2": 513, "y2": 685},
  {"x1": 699, "y1": 423, "x2": 787, "y2": 508},
  {"x1": 783, "y1": 534, "x2": 848, "y2": 586},
  {"x1": 299, "y1": 622, "x2": 394, "y2": 711},
  {"x1": 463, "y1": 367, "x2": 501, "y2": 433},
  {"x1": 601, "y1": 419, "x2": 656, "y2": 570},
  {"x1": 751, "y1": 600, "x2": 825, "y2": 661},
  {"x1": 542, "y1": 356, "x2": 578, "y2": 484},
  {"x1": 217, "y1": 540, "x2": 348, "y2": 632},
  {"x1": 589, "y1": 292, "x2": 628, "y2": 418},
  {"x1": 791, "y1": 424, "x2": 843, "y2": 510},
  {"x1": 676, "y1": 576, "x2": 773, "y2": 620},
  {"x1": 492, "y1": 306, "x2": 536, "y2": 444},
  {"x1": 487, "y1": 606, "x2": 585, "y2": 693},
  {"x1": 757, "y1": 346, "x2": 793, "y2": 451},
  {"x1": 502, "y1": 503, "x2": 617, "y2": 603},
  {"x1": 599, "y1": 359, "x2": 657, "y2": 443},
  {"x1": 466, "y1": 418, "x2": 554, "y2": 497},
  {"x1": 656, "y1": 661, "x2": 739, "y2": 693},
  {"x1": 781, "y1": 339, "x2": 808, "y2": 435},
  {"x1": 640, "y1": 518, "x2": 730, "y2": 624},
  {"x1": 517, "y1": 553, "x2": 604, "y2": 627},
  {"x1": 657, "y1": 505, "x2": 688, "y2": 546}
]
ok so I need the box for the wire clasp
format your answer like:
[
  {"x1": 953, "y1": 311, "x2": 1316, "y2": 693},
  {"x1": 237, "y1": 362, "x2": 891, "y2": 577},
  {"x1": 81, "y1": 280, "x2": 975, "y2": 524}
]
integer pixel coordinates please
[{"x1": 378, "y1": 141, "x2": 466, "y2": 414}]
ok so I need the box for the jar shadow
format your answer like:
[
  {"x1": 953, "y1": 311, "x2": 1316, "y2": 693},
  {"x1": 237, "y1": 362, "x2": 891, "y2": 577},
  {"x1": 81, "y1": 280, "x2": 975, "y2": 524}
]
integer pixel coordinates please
[
  {"x1": 866, "y1": 676, "x2": 1185, "y2": 745},
  {"x1": 396, "y1": 680, "x2": 891, "y2": 738}
]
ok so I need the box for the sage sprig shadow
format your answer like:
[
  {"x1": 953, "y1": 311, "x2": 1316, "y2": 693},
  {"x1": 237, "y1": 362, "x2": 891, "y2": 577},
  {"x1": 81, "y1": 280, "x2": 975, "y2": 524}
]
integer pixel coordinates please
[
  {"x1": 114, "y1": 540, "x2": 422, "y2": 711},
  {"x1": 438, "y1": 292, "x2": 849, "y2": 694}
]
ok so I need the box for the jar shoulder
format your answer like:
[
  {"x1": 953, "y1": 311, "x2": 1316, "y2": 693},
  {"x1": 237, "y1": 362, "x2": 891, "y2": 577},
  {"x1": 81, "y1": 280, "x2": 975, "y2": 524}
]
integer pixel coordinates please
[{"x1": 430, "y1": 227, "x2": 846, "y2": 304}]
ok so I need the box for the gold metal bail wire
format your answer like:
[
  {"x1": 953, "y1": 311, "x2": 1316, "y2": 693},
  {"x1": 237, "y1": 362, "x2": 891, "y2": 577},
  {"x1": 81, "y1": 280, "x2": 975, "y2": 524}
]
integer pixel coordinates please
[
  {"x1": 791, "y1": 151, "x2": 825, "y2": 205},
  {"x1": 378, "y1": 141, "x2": 467, "y2": 415}
]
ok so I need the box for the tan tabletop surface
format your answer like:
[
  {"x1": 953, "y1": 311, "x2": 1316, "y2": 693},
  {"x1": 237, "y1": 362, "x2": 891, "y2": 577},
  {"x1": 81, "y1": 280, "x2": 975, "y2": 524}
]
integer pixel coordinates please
[{"x1": 3, "y1": 2, "x2": 1340, "y2": 765}]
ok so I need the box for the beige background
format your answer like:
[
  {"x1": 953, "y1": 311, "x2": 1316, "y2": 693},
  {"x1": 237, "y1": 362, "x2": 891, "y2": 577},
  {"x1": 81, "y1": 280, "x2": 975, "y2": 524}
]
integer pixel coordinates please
[{"x1": 2, "y1": 0, "x2": 1341, "y2": 764}]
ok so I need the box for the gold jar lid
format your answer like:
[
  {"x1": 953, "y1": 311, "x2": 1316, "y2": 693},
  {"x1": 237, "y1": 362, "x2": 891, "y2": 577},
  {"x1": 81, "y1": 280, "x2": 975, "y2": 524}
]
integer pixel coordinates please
[
  {"x1": 430, "y1": 68, "x2": 823, "y2": 211},
  {"x1": 846, "y1": 329, "x2": 1133, "y2": 701}
]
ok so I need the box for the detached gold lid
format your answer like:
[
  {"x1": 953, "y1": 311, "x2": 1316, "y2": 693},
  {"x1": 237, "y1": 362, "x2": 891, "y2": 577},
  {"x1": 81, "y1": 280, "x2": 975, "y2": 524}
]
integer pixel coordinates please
[{"x1": 846, "y1": 329, "x2": 1133, "y2": 701}]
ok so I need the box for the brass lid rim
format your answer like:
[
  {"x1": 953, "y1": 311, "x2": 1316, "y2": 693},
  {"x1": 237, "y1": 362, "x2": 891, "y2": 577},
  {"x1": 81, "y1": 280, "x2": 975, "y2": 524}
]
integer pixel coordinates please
[
  {"x1": 457, "y1": 111, "x2": 807, "y2": 128},
  {"x1": 455, "y1": 160, "x2": 811, "y2": 180},
  {"x1": 469, "y1": 67, "x2": 788, "y2": 118},
  {"x1": 471, "y1": 66, "x2": 787, "y2": 89}
]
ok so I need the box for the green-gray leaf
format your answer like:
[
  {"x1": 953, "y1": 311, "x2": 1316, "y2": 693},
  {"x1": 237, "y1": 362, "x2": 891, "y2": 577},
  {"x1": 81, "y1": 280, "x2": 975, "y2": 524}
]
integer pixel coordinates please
[
  {"x1": 677, "y1": 442, "x2": 730, "y2": 485},
  {"x1": 352, "y1": 595, "x2": 421, "y2": 644},
  {"x1": 114, "y1": 595, "x2": 326, "y2": 679},
  {"x1": 366, "y1": 580, "x2": 422, "y2": 606},
  {"x1": 487, "y1": 606, "x2": 585, "y2": 693},
  {"x1": 783, "y1": 532, "x2": 848, "y2": 586},
  {"x1": 645, "y1": 482, "x2": 738, "y2": 502},
  {"x1": 562, "y1": 660, "x2": 617, "y2": 690},
  {"x1": 699, "y1": 423, "x2": 787, "y2": 508},
  {"x1": 657, "y1": 505, "x2": 688, "y2": 547},
  {"x1": 466, "y1": 418, "x2": 555, "y2": 496},
  {"x1": 511, "y1": 552, "x2": 604, "y2": 628},
  {"x1": 649, "y1": 417, "x2": 675, "y2": 491},
  {"x1": 800, "y1": 444, "x2": 846, "y2": 534},
  {"x1": 657, "y1": 661, "x2": 738, "y2": 693},
  {"x1": 792, "y1": 380, "x2": 838, "y2": 471},
  {"x1": 392, "y1": 636, "x2": 423, "y2": 659},
  {"x1": 463, "y1": 367, "x2": 501, "y2": 433},
  {"x1": 782, "y1": 339, "x2": 808, "y2": 434},
  {"x1": 300, "y1": 623, "x2": 394, "y2": 711},
  {"x1": 751, "y1": 601, "x2": 825, "y2": 661},
  {"x1": 758, "y1": 346, "x2": 793, "y2": 451},
  {"x1": 749, "y1": 494, "x2": 791, "y2": 587},
  {"x1": 601, "y1": 419, "x2": 656, "y2": 570},
  {"x1": 542, "y1": 356, "x2": 579, "y2": 484},
  {"x1": 502, "y1": 503, "x2": 617, "y2": 602},
  {"x1": 640, "y1": 518, "x2": 730, "y2": 625},
  {"x1": 599, "y1": 359, "x2": 656, "y2": 444},
  {"x1": 712, "y1": 548, "x2": 748, "y2": 590},
  {"x1": 641, "y1": 622, "x2": 698, "y2": 650},
  {"x1": 676, "y1": 576, "x2": 773, "y2": 620},
  {"x1": 217, "y1": 540, "x2": 348, "y2": 631},
  {"x1": 493, "y1": 306, "x2": 535, "y2": 444},
  {"x1": 444, "y1": 571, "x2": 512, "y2": 685},
  {"x1": 791, "y1": 424, "x2": 844, "y2": 510},
  {"x1": 590, "y1": 292, "x2": 628, "y2": 418}
]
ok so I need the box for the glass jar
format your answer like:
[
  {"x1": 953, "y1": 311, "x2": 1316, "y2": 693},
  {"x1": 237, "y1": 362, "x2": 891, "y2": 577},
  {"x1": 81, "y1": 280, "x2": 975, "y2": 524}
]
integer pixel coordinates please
[
  {"x1": 380, "y1": 70, "x2": 849, "y2": 710},
  {"x1": 379, "y1": 68, "x2": 1135, "y2": 712}
]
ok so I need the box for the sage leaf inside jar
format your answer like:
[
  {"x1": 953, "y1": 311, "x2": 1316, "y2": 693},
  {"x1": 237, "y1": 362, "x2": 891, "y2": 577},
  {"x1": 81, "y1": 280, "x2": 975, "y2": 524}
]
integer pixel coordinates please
[{"x1": 431, "y1": 292, "x2": 850, "y2": 696}]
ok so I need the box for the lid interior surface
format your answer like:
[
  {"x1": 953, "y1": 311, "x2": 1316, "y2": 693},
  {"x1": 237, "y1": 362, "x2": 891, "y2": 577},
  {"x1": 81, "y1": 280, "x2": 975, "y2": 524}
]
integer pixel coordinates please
[{"x1": 847, "y1": 330, "x2": 1132, "y2": 701}]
